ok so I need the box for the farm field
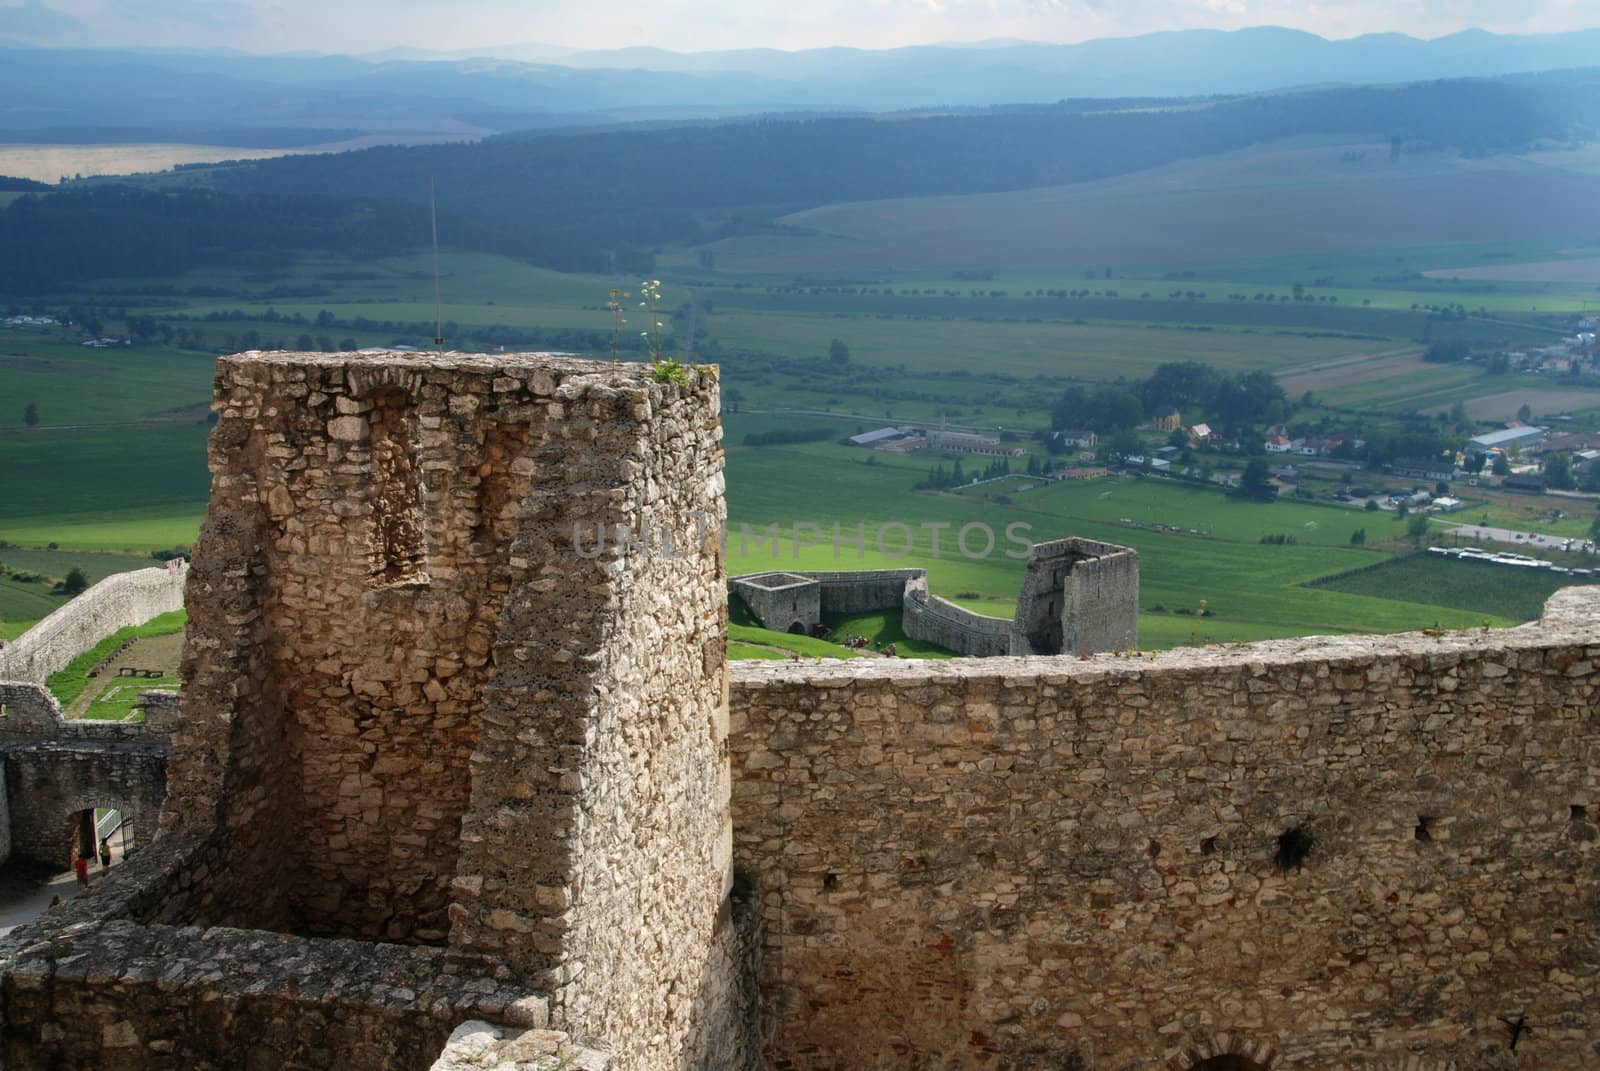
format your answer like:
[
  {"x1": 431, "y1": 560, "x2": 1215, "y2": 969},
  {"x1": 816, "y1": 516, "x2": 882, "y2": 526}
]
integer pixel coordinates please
[
  {"x1": 716, "y1": 137, "x2": 1600, "y2": 273},
  {"x1": 4, "y1": 137, "x2": 1598, "y2": 659},
  {"x1": 0, "y1": 135, "x2": 473, "y2": 185},
  {"x1": 1422, "y1": 257, "x2": 1600, "y2": 284},
  {"x1": 1308, "y1": 553, "x2": 1598, "y2": 621}
]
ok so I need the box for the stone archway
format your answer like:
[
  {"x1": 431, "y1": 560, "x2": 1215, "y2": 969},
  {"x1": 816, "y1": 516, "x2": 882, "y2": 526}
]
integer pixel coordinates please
[
  {"x1": 787, "y1": 622, "x2": 807, "y2": 634},
  {"x1": 1164, "y1": 1030, "x2": 1277, "y2": 1071},
  {"x1": 1191, "y1": 1057, "x2": 1270, "y2": 1071}
]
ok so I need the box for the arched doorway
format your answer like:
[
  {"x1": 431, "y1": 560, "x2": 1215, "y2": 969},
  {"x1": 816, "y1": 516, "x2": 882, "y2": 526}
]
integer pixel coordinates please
[
  {"x1": 787, "y1": 622, "x2": 807, "y2": 634},
  {"x1": 1191, "y1": 1056, "x2": 1270, "y2": 1071}
]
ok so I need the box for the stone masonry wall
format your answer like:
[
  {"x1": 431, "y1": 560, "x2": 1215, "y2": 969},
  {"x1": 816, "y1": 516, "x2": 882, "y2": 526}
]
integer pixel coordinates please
[
  {"x1": 728, "y1": 588, "x2": 1600, "y2": 1069},
  {"x1": 901, "y1": 578, "x2": 1012, "y2": 658},
  {"x1": 0, "y1": 564, "x2": 186, "y2": 682},
  {"x1": 1059, "y1": 537, "x2": 1140, "y2": 656},
  {"x1": 158, "y1": 351, "x2": 734, "y2": 1070},
  {"x1": 731, "y1": 573, "x2": 821, "y2": 633},
  {"x1": 445, "y1": 355, "x2": 732, "y2": 1069},
  {"x1": 0, "y1": 681, "x2": 171, "y2": 867},
  {"x1": 1, "y1": 860, "x2": 543, "y2": 1071},
  {"x1": 1010, "y1": 537, "x2": 1139, "y2": 656},
  {"x1": 813, "y1": 569, "x2": 924, "y2": 614}
]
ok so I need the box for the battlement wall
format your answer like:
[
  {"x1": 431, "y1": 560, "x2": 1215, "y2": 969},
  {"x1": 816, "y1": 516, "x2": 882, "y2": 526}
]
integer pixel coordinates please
[
  {"x1": 728, "y1": 587, "x2": 1600, "y2": 1069},
  {"x1": 0, "y1": 565, "x2": 186, "y2": 683},
  {"x1": 811, "y1": 569, "x2": 925, "y2": 614},
  {"x1": 900, "y1": 580, "x2": 1012, "y2": 657}
]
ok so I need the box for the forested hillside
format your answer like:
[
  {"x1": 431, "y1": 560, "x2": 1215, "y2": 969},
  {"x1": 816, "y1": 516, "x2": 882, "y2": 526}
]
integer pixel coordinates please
[{"x1": 3, "y1": 69, "x2": 1597, "y2": 291}]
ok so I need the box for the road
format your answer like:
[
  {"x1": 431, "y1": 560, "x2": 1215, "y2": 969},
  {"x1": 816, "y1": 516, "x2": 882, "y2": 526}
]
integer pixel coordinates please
[{"x1": 1446, "y1": 524, "x2": 1589, "y2": 552}]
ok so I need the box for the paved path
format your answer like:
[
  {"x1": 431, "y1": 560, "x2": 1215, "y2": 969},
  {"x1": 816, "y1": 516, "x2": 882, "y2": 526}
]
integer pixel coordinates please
[{"x1": 0, "y1": 837, "x2": 129, "y2": 937}]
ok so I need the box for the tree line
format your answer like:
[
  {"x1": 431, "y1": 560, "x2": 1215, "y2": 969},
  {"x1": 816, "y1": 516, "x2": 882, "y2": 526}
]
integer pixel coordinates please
[{"x1": 2, "y1": 69, "x2": 1595, "y2": 291}]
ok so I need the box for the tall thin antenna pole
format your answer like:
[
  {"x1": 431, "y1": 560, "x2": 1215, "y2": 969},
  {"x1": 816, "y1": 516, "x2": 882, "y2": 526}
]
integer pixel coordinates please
[{"x1": 430, "y1": 176, "x2": 444, "y2": 351}]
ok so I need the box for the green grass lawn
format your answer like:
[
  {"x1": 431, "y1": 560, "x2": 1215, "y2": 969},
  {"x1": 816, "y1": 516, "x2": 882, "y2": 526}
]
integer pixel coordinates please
[
  {"x1": 44, "y1": 609, "x2": 186, "y2": 713},
  {"x1": 822, "y1": 608, "x2": 956, "y2": 659}
]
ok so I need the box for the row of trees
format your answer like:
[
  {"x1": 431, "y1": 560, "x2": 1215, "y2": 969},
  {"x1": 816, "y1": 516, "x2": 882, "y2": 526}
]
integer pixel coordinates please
[{"x1": 1050, "y1": 361, "x2": 1289, "y2": 438}]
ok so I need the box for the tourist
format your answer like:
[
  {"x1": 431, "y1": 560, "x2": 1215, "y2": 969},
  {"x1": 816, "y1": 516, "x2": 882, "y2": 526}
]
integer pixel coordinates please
[
  {"x1": 73, "y1": 854, "x2": 90, "y2": 890},
  {"x1": 99, "y1": 838, "x2": 112, "y2": 868}
]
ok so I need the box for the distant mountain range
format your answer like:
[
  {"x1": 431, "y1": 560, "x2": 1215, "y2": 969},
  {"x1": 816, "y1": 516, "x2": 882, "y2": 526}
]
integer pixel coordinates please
[{"x1": 2, "y1": 26, "x2": 1600, "y2": 145}]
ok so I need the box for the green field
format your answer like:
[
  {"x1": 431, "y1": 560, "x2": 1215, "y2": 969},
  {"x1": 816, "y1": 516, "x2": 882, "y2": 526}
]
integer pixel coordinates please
[
  {"x1": 714, "y1": 135, "x2": 1600, "y2": 277},
  {"x1": 4, "y1": 132, "x2": 1599, "y2": 658},
  {"x1": 1309, "y1": 554, "x2": 1596, "y2": 621},
  {"x1": 724, "y1": 440, "x2": 1521, "y2": 646}
]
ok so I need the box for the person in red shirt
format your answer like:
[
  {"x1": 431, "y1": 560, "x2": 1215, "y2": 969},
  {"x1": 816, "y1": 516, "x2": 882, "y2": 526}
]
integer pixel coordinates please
[{"x1": 73, "y1": 855, "x2": 90, "y2": 890}]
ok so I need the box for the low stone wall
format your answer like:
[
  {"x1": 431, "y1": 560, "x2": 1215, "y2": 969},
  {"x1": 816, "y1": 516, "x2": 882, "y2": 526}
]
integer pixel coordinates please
[
  {"x1": 900, "y1": 585, "x2": 1012, "y2": 658},
  {"x1": 728, "y1": 587, "x2": 1600, "y2": 1069},
  {"x1": 2, "y1": 895, "x2": 542, "y2": 1070},
  {"x1": 0, "y1": 565, "x2": 186, "y2": 683}
]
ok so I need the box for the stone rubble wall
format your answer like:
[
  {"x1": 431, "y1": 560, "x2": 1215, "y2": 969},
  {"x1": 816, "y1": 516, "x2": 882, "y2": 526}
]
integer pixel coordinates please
[
  {"x1": 730, "y1": 573, "x2": 821, "y2": 633},
  {"x1": 0, "y1": 681, "x2": 171, "y2": 867},
  {"x1": 901, "y1": 578, "x2": 1013, "y2": 658},
  {"x1": 446, "y1": 355, "x2": 733, "y2": 1069},
  {"x1": 728, "y1": 588, "x2": 1600, "y2": 1070},
  {"x1": 145, "y1": 351, "x2": 737, "y2": 1071},
  {"x1": 0, "y1": 564, "x2": 186, "y2": 683}
]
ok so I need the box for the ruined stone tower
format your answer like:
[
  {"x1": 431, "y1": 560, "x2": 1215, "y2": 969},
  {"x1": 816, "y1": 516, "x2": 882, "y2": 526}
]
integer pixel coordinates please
[{"x1": 0, "y1": 351, "x2": 751, "y2": 1069}]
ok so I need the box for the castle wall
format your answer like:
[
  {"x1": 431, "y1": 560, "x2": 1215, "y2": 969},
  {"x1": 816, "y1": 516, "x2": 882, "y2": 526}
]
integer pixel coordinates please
[
  {"x1": 438, "y1": 357, "x2": 730, "y2": 1070},
  {"x1": 1, "y1": 891, "x2": 542, "y2": 1071},
  {"x1": 0, "y1": 681, "x2": 172, "y2": 867},
  {"x1": 1059, "y1": 537, "x2": 1140, "y2": 655},
  {"x1": 811, "y1": 569, "x2": 924, "y2": 614},
  {"x1": 900, "y1": 578, "x2": 1012, "y2": 657},
  {"x1": 0, "y1": 565, "x2": 186, "y2": 683},
  {"x1": 728, "y1": 588, "x2": 1600, "y2": 1069},
  {"x1": 731, "y1": 573, "x2": 821, "y2": 633},
  {"x1": 1010, "y1": 537, "x2": 1139, "y2": 655}
]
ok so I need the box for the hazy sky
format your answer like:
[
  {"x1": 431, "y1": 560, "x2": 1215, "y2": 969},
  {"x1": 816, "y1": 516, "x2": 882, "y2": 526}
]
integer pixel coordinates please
[{"x1": 4, "y1": 0, "x2": 1599, "y2": 54}]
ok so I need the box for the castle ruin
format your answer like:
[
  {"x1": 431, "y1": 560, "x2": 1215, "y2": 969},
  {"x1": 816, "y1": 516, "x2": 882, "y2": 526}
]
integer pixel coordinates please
[
  {"x1": 0, "y1": 350, "x2": 1595, "y2": 1070},
  {"x1": 731, "y1": 537, "x2": 1140, "y2": 657}
]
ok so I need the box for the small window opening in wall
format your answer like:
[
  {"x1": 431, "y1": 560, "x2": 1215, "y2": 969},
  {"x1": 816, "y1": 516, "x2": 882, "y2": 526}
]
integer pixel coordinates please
[
  {"x1": 1274, "y1": 825, "x2": 1314, "y2": 871},
  {"x1": 822, "y1": 872, "x2": 838, "y2": 891},
  {"x1": 1147, "y1": 839, "x2": 1161, "y2": 858},
  {"x1": 1200, "y1": 836, "x2": 1217, "y2": 856},
  {"x1": 1415, "y1": 816, "x2": 1434, "y2": 842},
  {"x1": 1573, "y1": 805, "x2": 1589, "y2": 821},
  {"x1": 367, "y1": 389, "x2": 427, "y2": 586}
]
